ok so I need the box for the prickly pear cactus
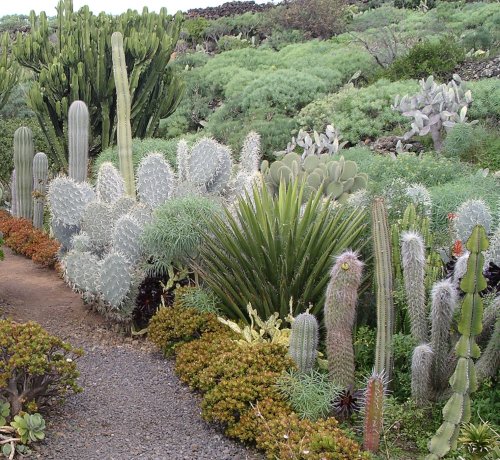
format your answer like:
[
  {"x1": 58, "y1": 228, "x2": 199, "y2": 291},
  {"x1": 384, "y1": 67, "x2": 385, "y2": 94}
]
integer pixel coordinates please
[
  {"x1": 110, "y1": 196, "x2": 136, "y2": 222},
  {"x1": 71, "y1": 232, "x2": 92, "y2": 253},
  {"x1": 64, "y1": 250, "x2": 100, "y2": 295},
  {"x1": 188, "y1": 138, "x2": 233, "y2": 194},
  {"x1": 99, "y1": 251, "x2": 132, "y2": 310},
  {"x1": 137, "y1": 153, "x2": 175, "y2": 208},
  {"x1": 426, "y1": 225, "x2": 488, "y2": 460},
  {"x1": 289, "y1": 311, "x2": 319, "y2": 374},
  {"x1": 96, "y1": 162, "x2": 125, "y2": 203},
  {"x1": 81, "y1": 201, "x2": 113, "y2": 252}
]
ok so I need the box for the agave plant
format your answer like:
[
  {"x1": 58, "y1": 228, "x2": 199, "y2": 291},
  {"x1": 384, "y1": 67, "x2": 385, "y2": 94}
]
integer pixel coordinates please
[{"x1": 198, "y1": 180, "x2": 368, "y2": 323}]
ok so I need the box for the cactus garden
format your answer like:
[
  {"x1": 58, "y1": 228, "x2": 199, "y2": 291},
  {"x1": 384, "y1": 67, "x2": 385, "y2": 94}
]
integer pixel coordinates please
[{"x1": 0, "y1": 0, "x2": 499, "y2": 459}]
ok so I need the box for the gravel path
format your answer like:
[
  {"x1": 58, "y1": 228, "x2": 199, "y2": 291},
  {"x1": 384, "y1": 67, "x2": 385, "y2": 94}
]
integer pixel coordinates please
[{"x1": 0, "y1": 248, "x2": 262, "y2": 460}]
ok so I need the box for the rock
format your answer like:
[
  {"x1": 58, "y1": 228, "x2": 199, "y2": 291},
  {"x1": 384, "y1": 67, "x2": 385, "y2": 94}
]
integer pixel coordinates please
[{"x1": 455, "y1": 56, "x2": 500, "y2": 81}]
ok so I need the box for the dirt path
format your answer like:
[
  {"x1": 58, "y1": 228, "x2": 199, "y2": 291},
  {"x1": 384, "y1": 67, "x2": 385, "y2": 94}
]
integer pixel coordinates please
[{"x1": 0, "y1": 248, "x2": 262, "y2": 460}]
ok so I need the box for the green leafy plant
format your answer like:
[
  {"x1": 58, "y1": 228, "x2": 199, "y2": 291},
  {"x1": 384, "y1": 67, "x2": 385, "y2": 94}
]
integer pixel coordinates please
[
  {"x1": 9, "y1": 413, "x2": 45, "y2": 444},
  {"x1": 198, "y1": 180, "x2": 367, "y2": 322},
  {"x1": 457, "y1": 421, "x2": 499, "y2": 460}
]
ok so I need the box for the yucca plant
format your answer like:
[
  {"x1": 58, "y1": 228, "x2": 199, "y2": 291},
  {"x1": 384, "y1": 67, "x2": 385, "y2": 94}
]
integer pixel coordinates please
[{"x1": 198, "y1": 180, "x2": 367, "y2": 323}]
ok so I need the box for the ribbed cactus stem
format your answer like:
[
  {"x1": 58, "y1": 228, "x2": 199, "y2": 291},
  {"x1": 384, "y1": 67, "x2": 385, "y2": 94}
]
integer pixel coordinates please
[
  {"x1": 476, "y1": 314, "x2": 499, "y2": 383},
  {"x1": 32, "y1": 152, "x2": 49, "y2": 229},
  {"x1": 13, "y1": 127, "x2": 34, "y2": 220},
  {"x1": 401, "y1": 231, "x2": 428, "y2": 343},
  {"x1": 111, "y1": 31, "x2": 135, "y2": 198},
  {"x1": 10, "y1": 169, "x2": 17, "y2": 216},
  {"x1": 372, "y1": 198, "x2": 394, "y2": 380},
  {"x1": 427, "y1": 225, "x2": 488, "y2": 460},
  {"x1": 240, "y1": 131, "x2": 261, "y2": 173},
  {"x1": 68, "y1": 100, "x2": 89, "y2": 182},
  {"x1": 430, "y1": 279, "x2": 458, "y2": 394},
  {"x1": 325, "y1": 250, "x2": 363, "y2": 388},
  {"x1": 363, "y1": 371, "x2": 386, "y2": 453},
  {"x1": 411, "y1": 344, "x2": 433, "y2": 407},
  {"x1": 289, "y1": 311, "x2": 319, "y2": 374},
  {"x1": 177, "y1": 139, "x2": 190, "y2": 182}
]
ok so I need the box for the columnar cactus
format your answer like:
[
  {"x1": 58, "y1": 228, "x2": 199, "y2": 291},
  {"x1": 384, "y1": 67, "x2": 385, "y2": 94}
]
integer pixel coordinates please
[
  {"x1": 411, "y1": 344, "x2": 433, "y2": 407},
  {"x1": 240, "y1": 131, "x2": 261, "y2": 173},
  {"x1": 176, "y1": 140, "x2": 190, "y2": 182},
  {"x1": 363, "y1": 371, "x2": 386, "y2": 453},
  {"x1": 68, "y1": 100, "x2": 89, "y2": 182},
  {"x1": 10, "y1": 170, "x2": 17, "y2": 216},
  {"x1": 430, "y1": 279, "x2": 458, "y2": 394},
  {"x1": 289, "y1": 311, "x2": 319, "y2": 374},
  {"x1": 325, "y1": 250, "x2": 363, "y2": 388},
  {"x1": 13, "y1": 127, "x2": 34, "y2": 220},
  {"x1": 454, "y1": 199, "x2": 492, "y2": 243},
  {"x1": 476, "y1": 314, "x2": 499, "y2": 383},
  {"x1": 372, "y1": 198, "x2": 395, "y2": 380},
  {"x1": 401, "y1": 231, "x2": 428, "y2": 343},
  {"x1": 427, "y1": 225, "x2": 488, "y2": 460},
  {"x1": 32, "y1": 152, "x2": 49, "y2": 229},
  {"x1": 137, "y1": 153, "x2": 175, "y2": 208},
  {"x1": 111, "y1": 31, "x2": 135, "y2": 198},
  {"x1": 96, "y1": 162, "x2": 125, "y2": 203}
]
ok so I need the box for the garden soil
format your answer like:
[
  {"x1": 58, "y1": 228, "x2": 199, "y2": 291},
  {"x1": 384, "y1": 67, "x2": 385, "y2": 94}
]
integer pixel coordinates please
[{"x1": 0, "y1": 248, "x2": 262, "y2": 460}]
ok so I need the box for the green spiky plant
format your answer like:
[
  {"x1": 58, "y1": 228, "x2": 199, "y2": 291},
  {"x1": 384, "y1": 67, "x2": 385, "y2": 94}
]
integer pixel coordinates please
[
  {"x1": 0, "y1": 32, "x2": 18, "y2": 111},
  {"x1": 324, "y1": 250, "x2": 363, "y2": 388},
  {"x1": 13, "y1": 127, "x2": 34, "y2": 220},
  {"x1": 372, "y1": 198, "x2": 395, "y2": 380},
  {"x1": 198, "y1": 180, "x2": 368, "y2": 323},
  {"x1": 427, "y1": 225, "x2": 489, "y2": 460},
  {"x1": 32, "y1": 152, "x2": 48, "y2": 229},
  {"x1": 111, "y1": 31, "x2": 135, "y2": 198},
  {"x1": 13, "y1": 0, "x2": 184, "y2": 169},
  {"x1": 289, "y1": 311, "x2": 319, "y2": 374}
]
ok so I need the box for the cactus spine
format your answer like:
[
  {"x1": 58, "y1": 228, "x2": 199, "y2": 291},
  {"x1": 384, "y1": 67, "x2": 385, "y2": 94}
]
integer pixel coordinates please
[
  {"x1": 13, "y1": 127, "x2": 34, "y2": 220},
  {"x1": 430, "y1": 279, "x2": 458, "y2": 393},
  {"x1": 289, "y1": 311, "x2": 319, "y2": 374},
  {"x1": 363, "y1": 371, "x2": 385, "y2": 453},
  {"x1": 411, "y1": 344, "x2": 433, "y2": 407},
  {"x1": 401, "y1": 231, "x2": 428, "y2": 343},
  {"x1": 32, "y1": 152, "x2": 48, "y2": 229},
  {"x1": 324, "y1": 250, "x2": 363, "y2": 388},
  {"x1": 427, "y1": 225, "x2": 488, "y2": 460},
  {"x1": 68, "y1": 100, "x2": 89, "y2": 182},
  {"x1": 372, "y1": 198, "x2": 395, "y2": 380},
  {"x1": 111, "y1": 32, "x2": 135, "y2": 198}
]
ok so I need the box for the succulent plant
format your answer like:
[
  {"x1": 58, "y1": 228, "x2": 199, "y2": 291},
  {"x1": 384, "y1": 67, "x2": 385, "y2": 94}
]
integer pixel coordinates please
[
  {"x1": 13, "y1": 127, "x2": 34, "y2": 220},
  {"x1": 10, "y1": 169, "x2": 17, "y2": 216},
  {"x1": 239, "y1": 131, "x2": 261, "y2": 173},
  {"x1": 96, "y1": 162, "x2": 125, "y2": 204},
  {"x1": 112, "y1": 215, "x2": 144, "y2": 264},
  {"x1": 187, "y1": 138, "x2": 233, "y2": 194},
  {"x1": 393, "y1": 74, "x2": 475, "y2": 152},
  {"x1": 411, "y1": 344, "x2": 433, "y2": 407},
  {"x1": 281, "y1": 124, "x2": 346, "y2": 159},
  {"x1": 362, "y1": 371, "x2": 386, "y2": 453},
  {"x1": 110, "y1": 196, "x2": 136, "y2": 223},
  {"x1": 10, "y1": 412, "x2": 45, "y2": 444},
  {"x1": 137, "y1": 153, "x2": 175, "y2": 208},
  {"x1": 176, "y1": 139, "x2": 190, "y2": 182},
  {"x1": 68, "y1": 100, "x2": 89, "y2": 183},
  {"x1": 70, "y1": 232, "x2": 92, "y2": 252},
  {"x1": 32, "y1": 152, "x2": 49, "y2": 229},
  {"x1": 261, "y1": 153, "x2": 367, "y2": 203},
  {"x1": 401, "y1": 231, "x2": 428, "y2": 343},
  {"x1": 99, "y1": 251, "x2": 132, "y2": 310},
  {"x1": 289, "y1": 311, "x2": 319, "y2": 374},
  {"x1": 324, "y1": 250, "x2": 363, "y2": 388},
  {"x1": 476, "y1": 297, "x2": 499, "y2": 383},
  {"x1": 63, "y1": 250, "x2": 100, "y2": 295},
  {"x1": 485, "y1": 228, "x2": 500, "y2": 268},
  {"x1": 81, "y1": 201, "x2": 113, "y2": 252}
]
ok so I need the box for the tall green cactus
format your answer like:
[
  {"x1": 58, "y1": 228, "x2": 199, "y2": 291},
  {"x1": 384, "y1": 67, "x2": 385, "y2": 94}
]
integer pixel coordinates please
[
  {"x1": 324, "y1": 250, "x2": 363, "y2": 388},
  {"x1": 13, "y1": 127, "x2": 34, "y2": 220},
  {"x1": 427, "y1": 225, "x2": 488, "y2": 460},
  {"x1": 289, "y1": 311, "x2": 319, "y2": 374},
  {"x1": 32, "y1": 152, "x2": 49, "y2": 229},
  {"x1": 401, "y1": 231, "x2": 428, "y2": 343},
  {"x1": 0, "y1": 32, "x2": 18, "y2": 111},
  {"x1": 13, "y1": 1, "x2": 183, "y2": 169},
  {"x1": 68, "y1": 100, "x2": 89, "y2": 182},
  {"x1": 363, "y1": 371, "x2": 386, "y2": 453},
  {"x1": 372, "y1": 198, "x2": 395, "y2": 380},
  {"x1": 111, "y1": 31, "x2": 135, "y2": 198}
]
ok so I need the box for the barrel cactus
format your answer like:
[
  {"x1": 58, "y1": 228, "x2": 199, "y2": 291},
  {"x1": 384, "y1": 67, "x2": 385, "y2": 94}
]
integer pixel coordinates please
[{"x1": 289, "y1": 311, "x2": 319, "y2": 374}]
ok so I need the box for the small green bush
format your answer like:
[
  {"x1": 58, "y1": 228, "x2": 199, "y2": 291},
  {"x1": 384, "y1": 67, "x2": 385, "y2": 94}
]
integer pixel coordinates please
[
  {"x1": 183, "y1": 17, "x2": 210, "y2": 45},
  {"x1": 385, "y1": 36, "x2": 465, "y2": 81},
  {"x1": 469, "y1": 79, "x2": 500, "y2": 125},
  {"x1": 298, "y1": 79, "x2": 419, "y2": 143},
  {"x1": 217, "y1": 35, "x2": 251, "y2": 52},
  {"x1": 261, "y1": 29, "x2": 306, "y2": 51},
  {"x1": 394, "y1": 0, "x2": 435, "y2": 10}
]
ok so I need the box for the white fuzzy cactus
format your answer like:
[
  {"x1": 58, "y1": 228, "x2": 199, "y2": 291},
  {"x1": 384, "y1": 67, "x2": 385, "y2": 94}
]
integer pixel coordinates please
[
  {"x1": 112, "y1": 215, "x2": 144, "y2": 264},
  {"x1": 96, "y1": 162, "x2": 125, "y2": 203},
  {"x1": 63, "y1": 250, "x2": 100, "y2": 295},
  {"x1": 110, "y1": 196, "x2": 136, "y2": 222},
  {"x1": 48, "y1": 176, "x2": 95, "y2": 226},
  {"x1": 240, "y1": 131, "x2": 261, "y2": 174},
  {"x1": 137, "y1": 153, "x2": 175, "y2": 208},
  {"x1": 454, "y1": 199, "x2": 492, "y2": 242},
  {"x1": 71, "y1": 232, "x2": 92, "y2": 252},
  {"x1": 176, "y1": 140, "x2": 190, "y2": 182},
  {"x1": 411, "y1": 344, "x2": 433, "y2": 407},
  {"x1": 99, "y1": 252, "x2": 132, "y2": 309},
  {"x1": 81, "y1": 201, "x2": 113, "y2": 251},
  {"x1": 485, "y1": 228, "x2": 500, "y2": 268}
]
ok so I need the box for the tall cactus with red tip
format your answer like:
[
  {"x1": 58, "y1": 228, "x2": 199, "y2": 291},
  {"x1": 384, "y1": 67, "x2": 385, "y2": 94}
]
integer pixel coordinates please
[{"x1": 324, "y1": 250, "x2": 363, "y2": 388}]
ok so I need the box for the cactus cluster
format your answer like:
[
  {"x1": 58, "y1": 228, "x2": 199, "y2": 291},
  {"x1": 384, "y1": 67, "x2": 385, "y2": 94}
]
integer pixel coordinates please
[
  {"x1": 392, "y1": 74, "x2": 474, "y2": 152},
  {"x1": 281, "y1": 124, "x2": 346, "y2": 158},
  {"x1": 261, "y1": 153, "x2": 367, "y2": 203}
]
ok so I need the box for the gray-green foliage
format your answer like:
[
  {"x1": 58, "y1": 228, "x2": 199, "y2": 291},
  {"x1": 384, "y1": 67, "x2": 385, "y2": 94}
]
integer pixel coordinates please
[
  {"x1": 81, "y1": 201, "x2": 112, "y2": 252},
  {"x1": 276, "y1": 369, "x2": 341, "y2": 421},
  {"x1": 99, "y1": 252, "x2": 132, "y2": 310},
  {"x1": 63, "y1": 250, "x2": 100, "y2": 295},
  {"x1": 137, "y1": 153, "x2": 175, "y2": 208},
  {"x1": 175, "y1": 286, "x2": 220, "y2": 314},
  {"x1": 454, "y1": 199, "x2": 492, "y2": 242},
  {"x1": 142, "y1": 195, "x2": 221, "y2": 275},
  {"x1": 289, "y1": 312, "x2": 319, "y2": 374},
  {"x1": 112, "y1": 215, "x2": 144, "y2": 264},
  {"x1": 96, "y1": 162, "x2": 125, "y2": 204}
]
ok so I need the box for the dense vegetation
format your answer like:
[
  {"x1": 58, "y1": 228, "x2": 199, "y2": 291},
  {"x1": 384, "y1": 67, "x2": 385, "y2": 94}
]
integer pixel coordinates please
[{"x1": 0, "y1": 0, "x2": 499, "y2": 459}]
